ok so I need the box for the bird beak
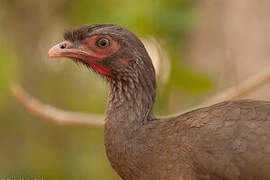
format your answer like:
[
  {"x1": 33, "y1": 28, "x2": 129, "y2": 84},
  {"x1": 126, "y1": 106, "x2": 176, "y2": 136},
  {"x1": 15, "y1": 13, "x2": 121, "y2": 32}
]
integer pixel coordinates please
[
  {"x1": 48, "y1": 40, "x2": 111, "y2": 75},
  {"x1": 48, "y1": 41, "x2": 89, "y2": 59}
]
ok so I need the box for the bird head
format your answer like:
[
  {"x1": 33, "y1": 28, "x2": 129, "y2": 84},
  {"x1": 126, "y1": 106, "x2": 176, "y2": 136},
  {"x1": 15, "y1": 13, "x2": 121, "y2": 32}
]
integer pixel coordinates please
[
  {"x1": 48, "y1": 24, "x2": 156, "y2": 84},
  {"x1": 48, "y1": 24, "x2": 157, "y2": 122}
]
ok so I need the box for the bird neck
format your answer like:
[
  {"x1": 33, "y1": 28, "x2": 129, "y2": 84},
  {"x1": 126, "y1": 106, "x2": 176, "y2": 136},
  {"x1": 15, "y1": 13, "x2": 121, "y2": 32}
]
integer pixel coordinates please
[{"x1": 105, "y1": 72, "x2": 156, "y2": 128}]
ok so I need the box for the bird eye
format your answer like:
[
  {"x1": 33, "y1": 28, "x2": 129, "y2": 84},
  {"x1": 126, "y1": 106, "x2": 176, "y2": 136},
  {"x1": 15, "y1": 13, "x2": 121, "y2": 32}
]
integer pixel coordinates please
[{"x1": 96, "y1": 38, "x2": 111, "y2": 49}]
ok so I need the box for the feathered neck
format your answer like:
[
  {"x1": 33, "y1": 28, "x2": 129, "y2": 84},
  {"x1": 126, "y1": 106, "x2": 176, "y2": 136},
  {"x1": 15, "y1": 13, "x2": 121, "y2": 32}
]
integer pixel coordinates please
[{"x1": 105, "y1": 57, "x2": 156, "y2": 127}]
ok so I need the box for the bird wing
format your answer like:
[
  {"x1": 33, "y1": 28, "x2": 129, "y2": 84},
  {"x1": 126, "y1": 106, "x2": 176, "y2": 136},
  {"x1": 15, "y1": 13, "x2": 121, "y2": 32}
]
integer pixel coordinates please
[{"x1": 176, "y1": 100, "x2": 270, "y2": 179}]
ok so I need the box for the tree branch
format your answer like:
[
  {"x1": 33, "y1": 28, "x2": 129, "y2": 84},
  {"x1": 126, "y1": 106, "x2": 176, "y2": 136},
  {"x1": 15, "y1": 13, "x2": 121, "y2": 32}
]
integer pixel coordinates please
[
  {"x1": 197, "y1": 66, "x2": 270, "y2": 108},
  {"x1": 10, "y1": 67, "x2": 270, "y2": 127},
  {"x1": 10, "y1": 83, "x2": 104, "y2": 127}
]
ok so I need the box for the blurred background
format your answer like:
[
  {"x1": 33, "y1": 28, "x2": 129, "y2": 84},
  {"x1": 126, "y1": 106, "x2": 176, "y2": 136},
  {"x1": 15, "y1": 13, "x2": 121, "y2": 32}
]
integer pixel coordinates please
[{"x1": 1, "y1": 0, "x2": 270, "y2": 179}]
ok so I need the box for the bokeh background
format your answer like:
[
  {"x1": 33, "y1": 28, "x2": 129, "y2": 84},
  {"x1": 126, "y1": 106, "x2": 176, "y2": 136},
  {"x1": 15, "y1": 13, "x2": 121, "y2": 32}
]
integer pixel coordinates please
[{"x1": 1, "y1": 0, "x2": 270, "y2": 179}]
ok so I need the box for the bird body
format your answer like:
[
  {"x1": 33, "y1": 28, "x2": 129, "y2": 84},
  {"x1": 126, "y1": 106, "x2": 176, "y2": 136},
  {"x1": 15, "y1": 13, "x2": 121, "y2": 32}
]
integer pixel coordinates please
[
  {"x1": 48, "y1": 24, "x2": 270, "y2": 180},
  {"x1": 105, "y1": 99, "x2": 270, "y2": 180}
]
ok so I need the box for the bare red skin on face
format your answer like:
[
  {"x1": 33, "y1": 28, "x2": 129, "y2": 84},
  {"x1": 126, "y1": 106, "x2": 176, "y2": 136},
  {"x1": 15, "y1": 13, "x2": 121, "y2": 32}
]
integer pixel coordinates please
[
  {"x1": 81, "y1": 35, "x2": 119, "y2": 59},
  {"x1": 79, "y1": 35, "x2": 120, "y2": 75},
  {"x1": 87, "y1": 60, "x2": 111, "y2": 75},
  {"x1": 48, "y1": 35, "x2": 120, "y2": 76},
  {"x1": 119, "y1": 58, "x2": 131, "y2": 65}
]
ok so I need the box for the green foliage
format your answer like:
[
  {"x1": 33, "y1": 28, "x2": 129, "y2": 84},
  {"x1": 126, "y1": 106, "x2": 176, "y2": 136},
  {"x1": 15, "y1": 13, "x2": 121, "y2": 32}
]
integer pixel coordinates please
[
  {"x1": 66, "y1": 0, "x2": 194, "y2": 39},
  {"x1": 0, "y1": 45, "x2": 17, "y2": 107},
  {"x1": 170, "y1": 62, "x2": 213, "y2": 93}
]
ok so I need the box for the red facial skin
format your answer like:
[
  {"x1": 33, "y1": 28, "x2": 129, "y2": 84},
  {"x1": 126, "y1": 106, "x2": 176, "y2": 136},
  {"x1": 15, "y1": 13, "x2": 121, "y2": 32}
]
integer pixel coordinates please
[
  {"x1": 119, "y1": 58, "x2": 131, "y2": 65},
  {"x1": 48, "y1": 35, "x2": 120, "y2": 76}
]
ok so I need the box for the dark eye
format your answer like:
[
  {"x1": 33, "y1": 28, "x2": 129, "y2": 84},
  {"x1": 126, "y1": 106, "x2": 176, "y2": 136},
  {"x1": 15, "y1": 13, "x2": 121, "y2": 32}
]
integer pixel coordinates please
[{"x1": 96, "y1": 38, "x2": 111, "y2": 49}]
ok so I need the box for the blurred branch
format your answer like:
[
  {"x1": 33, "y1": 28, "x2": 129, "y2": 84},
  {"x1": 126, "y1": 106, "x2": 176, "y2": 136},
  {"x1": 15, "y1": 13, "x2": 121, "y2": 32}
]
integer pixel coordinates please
[
  {"x1": 197, "y1": 66, "x2": 270, "y2": 108},
  {"x1": 173, "y1": 67, "x2": 270, "y2": 115},
  {"x1": 10, "y1": 67, "x2": 270, "y2": 126},
  {"x1": 10, "y1": 83, "x2": 104, "y2": 127}
]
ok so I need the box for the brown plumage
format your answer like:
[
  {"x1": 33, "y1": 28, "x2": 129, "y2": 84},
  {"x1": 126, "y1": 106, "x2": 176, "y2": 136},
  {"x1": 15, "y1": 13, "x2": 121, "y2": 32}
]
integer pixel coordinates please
[{"x1": 48, "y1": 24, "x2": 270, "y2": 180}]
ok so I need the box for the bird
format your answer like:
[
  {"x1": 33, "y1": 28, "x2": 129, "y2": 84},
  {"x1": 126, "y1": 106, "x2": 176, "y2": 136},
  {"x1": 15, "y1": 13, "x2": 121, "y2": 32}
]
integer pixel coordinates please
[{"x1": 48, "y1": 24, "x2": 270, "y2": 180}]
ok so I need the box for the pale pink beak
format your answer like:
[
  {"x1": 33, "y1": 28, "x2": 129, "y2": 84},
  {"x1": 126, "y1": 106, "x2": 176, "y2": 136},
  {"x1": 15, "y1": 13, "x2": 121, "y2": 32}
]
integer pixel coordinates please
[{"x1": 48, "y1": 41, "x2": 89, "y2": 59}]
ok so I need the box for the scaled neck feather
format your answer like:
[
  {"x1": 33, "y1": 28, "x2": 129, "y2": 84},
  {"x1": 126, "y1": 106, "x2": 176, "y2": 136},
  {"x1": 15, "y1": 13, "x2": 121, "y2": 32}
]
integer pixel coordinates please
[{"x1": 105, "y1": 62, "x2": 156, "y2": 127}]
